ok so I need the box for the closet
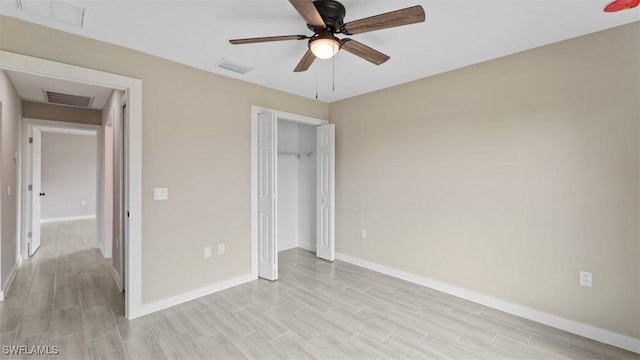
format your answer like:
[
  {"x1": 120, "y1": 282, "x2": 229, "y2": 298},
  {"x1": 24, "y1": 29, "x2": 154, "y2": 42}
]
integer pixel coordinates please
[
  {"x1": 277, "y1": 120, "x2": 317, "y2": 253},
  {"x1": 252, "y1": 107, "x2": 335, "y2": 281}
]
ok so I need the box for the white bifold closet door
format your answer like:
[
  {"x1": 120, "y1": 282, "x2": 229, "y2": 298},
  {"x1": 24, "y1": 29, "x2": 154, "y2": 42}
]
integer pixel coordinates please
[
  {"x1": 316, "y1": 124, "x2": 335, "y2": 261},
  {"x1": 257, "y1": 111, "x2": 278, "y2": 280},
  {"x1": 256, "y1": 113, "x2": 335, "y2": 280}
]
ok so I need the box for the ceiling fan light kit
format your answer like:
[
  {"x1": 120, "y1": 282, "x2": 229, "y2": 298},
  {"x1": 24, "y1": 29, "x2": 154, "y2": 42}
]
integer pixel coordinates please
[
  {"x1": 309, "y1": 35, "x2": 340, "y2": 59},
  {"x1": 229, "y1": 0, "x2": 426, "y2": 72}
]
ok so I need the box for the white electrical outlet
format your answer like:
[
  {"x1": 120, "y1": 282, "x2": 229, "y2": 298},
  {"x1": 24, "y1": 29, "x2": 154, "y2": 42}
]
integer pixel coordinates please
[
  {"x1": 218, "y1": 243, "x2": 225, "y2": 255},
  {"x1": 580, "y1": 271, "x2": 592, "y2": 287},
  {"x1": 204, "y1": 246, "x2": 212, "y2": 258},
  {"x1": 361, "y1": 229, "x2": 367, "y2": 239}
]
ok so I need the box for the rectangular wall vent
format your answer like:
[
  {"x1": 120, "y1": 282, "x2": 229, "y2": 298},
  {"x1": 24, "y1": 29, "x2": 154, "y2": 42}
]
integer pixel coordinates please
[
  {"x1": 43, "y1": 90, "x2": 93, "y2": 108},
  {"x1": 16, "y1": 0, "x2": 85, "y2": 27},
  {"x1": 217, "y1": 58, "x2": 253, "y2": 75}
]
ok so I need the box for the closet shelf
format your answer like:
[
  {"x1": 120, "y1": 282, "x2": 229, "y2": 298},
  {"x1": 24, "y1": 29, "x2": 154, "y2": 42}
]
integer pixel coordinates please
[{"x1": 278, "y1": 151, "x2": 313, "y2": 158}]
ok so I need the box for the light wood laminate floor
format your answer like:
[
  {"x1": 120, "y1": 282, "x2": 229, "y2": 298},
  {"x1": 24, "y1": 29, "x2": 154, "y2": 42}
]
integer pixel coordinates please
[{"x1": 0, "y1": 220, "x2": 637, "y2": 359}]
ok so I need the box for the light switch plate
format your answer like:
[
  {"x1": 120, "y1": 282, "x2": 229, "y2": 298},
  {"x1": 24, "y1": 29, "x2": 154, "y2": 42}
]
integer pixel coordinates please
[
  {"x1": 153, "y1": 188, "x2": 168, "y2": 200},
  {"x1": 204, "y1": 246, "x2": 212, "y2": 258}
]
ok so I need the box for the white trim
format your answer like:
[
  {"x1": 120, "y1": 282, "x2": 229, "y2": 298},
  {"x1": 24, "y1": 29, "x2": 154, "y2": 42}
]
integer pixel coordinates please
[
  {"x1": 250, "y1": 107, "x2": 258, "y2": 278},
  {"x1": 138, "y1": 273, "x2": 256, "y2": 317},
  {"x1": 298, "y1": 241, "x2": 316, "y2": 253},
  {"x1": 250, "y1": 105, "x2": 327, "y2": 279},
  {"x1": 0, "y1": 257, "x2": 21, "y2": 301},
  {"x1": 278, "y1": 241, "x2": 298, "y2": 252},
  {"x1": 38, "y1": 127, "x2": 96, "y2": 136},
  {"x1": 40, "y1": 215, "x2": 96, "y2": 223},
  {"x1": 335, "y1": 252, "x2": 640, "y2": 354},
  {"x1": 1, "y1": 50, "x2": 143, "y2": 320},
  {"x1": 275, "y1": 109, "x2": 328, "y2": 126},
  {"x1": 111, "y1": 266, "x2": 122, "y2": 292}
]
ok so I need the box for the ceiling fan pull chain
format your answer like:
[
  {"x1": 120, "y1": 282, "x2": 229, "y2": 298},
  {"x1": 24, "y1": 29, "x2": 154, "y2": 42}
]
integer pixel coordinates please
[
  {"x1": 332, "y1": 42, "x2": 336, "y2": 92},
  {"x1": 315, "y1": 73, "x2": 319, "y2": 99}
]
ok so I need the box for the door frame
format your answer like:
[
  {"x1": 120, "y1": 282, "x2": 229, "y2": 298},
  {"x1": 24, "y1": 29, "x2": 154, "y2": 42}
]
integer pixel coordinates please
[
  {"x1": 22, "y1": 118, "x2": 101, "y2": 256},
  {"x1": 120, "y1": 99, "x2": 129, "y2": 292},
  {"x1": 0, "y1": 50, "x2": 143, "y2": 319},
  {"x1": 250, "y1": 105, "x2": 328, "y2": 278}
]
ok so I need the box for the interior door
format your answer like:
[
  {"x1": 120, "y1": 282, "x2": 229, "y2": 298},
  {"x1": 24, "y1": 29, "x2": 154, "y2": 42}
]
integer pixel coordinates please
[
  {"x1": 29, "y1": 128, "x2": 43, "y2": 256},
  {"x1": 121, "y1": 103, "x2": 129, "y2": 292},
  {"x1": 316, "y1": 124, "x2": 335, "y2": 261},
  {"x1": 257, "y1": 111, "x2": 278, "y2": 280}
]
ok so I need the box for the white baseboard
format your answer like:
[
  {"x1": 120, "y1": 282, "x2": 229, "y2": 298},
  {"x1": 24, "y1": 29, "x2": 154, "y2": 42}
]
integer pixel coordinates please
[
  {"x1": 101, "y1": 243, "x2": 112, "y2": 259},
  {"x1": 0, "y1": 258, "x2": 21, "y2": 301},
  {"x1": 278, "y1": 241, "x2": 299, "y2": 252},
  {"x1": 335, "y1": 252, "x2": 640, "y2": 354},
  {"x1": 111, "y1": 267, "x2": 123, "y2": 292},
  {"x1": 135, "y1": 273, "x2": 256, "y2": 318},
  {"x1": 298, "y1": 241, "x2": 316, "y2": 252},
  {"x1": 40, "y1": 215, "x2": 96, "y2": 224}
]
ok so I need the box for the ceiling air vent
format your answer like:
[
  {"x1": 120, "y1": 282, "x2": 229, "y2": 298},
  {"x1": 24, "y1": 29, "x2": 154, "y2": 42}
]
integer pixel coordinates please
[
  {"x1": 43, "y1": 90, "x2": 93, "y2": 108},
  {"x1": 217, "y1": 58, "x2": 253, "y2": 75},
  {"x1": 16, "y1": 0, "x2": 86, "y2": 27}
]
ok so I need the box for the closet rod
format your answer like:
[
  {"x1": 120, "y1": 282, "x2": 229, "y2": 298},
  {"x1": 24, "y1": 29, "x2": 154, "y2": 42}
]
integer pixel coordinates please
[{"x1": 278, "y1": 151, "x2": 313, "y2": 158}]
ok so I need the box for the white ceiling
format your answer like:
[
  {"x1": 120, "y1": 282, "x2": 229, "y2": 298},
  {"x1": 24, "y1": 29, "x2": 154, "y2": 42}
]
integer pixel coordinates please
[
  {"x1": 5, "y1": 69, "x2": 113, "y2": 109},
  {"x1": 1, "y1": 1, "x2": 638, "y2": 103}
]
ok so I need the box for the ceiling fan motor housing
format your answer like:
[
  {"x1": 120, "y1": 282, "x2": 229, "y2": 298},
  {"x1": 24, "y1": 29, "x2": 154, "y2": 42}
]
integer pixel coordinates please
[{"x1": 310, "y1": 0, "x2": 346, "y2": 32}]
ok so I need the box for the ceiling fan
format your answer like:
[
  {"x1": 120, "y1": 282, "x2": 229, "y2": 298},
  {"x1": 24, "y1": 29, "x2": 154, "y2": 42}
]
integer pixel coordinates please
[{"x1": 229, "y1": 0, "x2": 426, "y2": 72}]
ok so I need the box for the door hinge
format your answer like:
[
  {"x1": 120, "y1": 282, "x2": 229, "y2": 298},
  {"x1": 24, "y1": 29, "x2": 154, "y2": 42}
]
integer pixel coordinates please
[
  {"x1": 127, "y1": 211, "x2": 130, "y2": 218},
  {"x1": 28, "y1": 137, "x2": 33, "y2": 144},
  {"x1": 28, "y1": 184, "x2": 33, "y2": 191},
  {"x1": 27, "y1": 231, "x2": 32, "y2": 238}
]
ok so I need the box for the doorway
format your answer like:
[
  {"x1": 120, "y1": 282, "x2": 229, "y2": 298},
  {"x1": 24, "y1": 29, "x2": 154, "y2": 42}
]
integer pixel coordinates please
[
  {"x1": 23, "y1": 120, "x2": 100, "y2": 256},
  {"x1": 1, "y1": 50, "x2": 143, "y2": 319},
  {"x1": 250, "y1": 106, "x2": 335, "y2": 281}
]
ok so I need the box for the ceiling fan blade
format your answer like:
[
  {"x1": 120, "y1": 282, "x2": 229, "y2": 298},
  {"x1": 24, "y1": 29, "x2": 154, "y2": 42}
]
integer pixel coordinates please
[
  {"x1": 340, "y1": 39, "x2": 390, "y2": 65},
  {"x1": 229, "y1": 35, "x2": 308, "y2": 45},
  {"x1": 341, "y1": 5, "x2": 425, "y2": 35},
  {"x1": 289, "y1": 0, "x2": 325, "y2": 27},
  {"x1": 294, "y1": 49, "x2": 316, "y2": 72}
]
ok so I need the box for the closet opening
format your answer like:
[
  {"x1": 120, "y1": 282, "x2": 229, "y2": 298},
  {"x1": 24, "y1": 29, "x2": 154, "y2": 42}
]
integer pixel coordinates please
[
  {"x1": 251, "y1": 106, "x2": 335, "y2": 281},
  {"x1": 277, "y1": 120, "x2": 317, "y2": 254}
]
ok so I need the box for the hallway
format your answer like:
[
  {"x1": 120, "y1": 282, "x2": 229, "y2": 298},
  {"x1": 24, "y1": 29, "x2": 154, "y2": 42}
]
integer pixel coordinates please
[{"x1": 0, "y1": 219, "x2": 124, "y2": 359}]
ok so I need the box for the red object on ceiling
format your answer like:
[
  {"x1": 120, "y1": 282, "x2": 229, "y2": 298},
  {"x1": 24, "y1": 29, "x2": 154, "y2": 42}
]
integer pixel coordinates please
[{"x1": 604, "y1": 0, "x2": 640, "y2": 12}]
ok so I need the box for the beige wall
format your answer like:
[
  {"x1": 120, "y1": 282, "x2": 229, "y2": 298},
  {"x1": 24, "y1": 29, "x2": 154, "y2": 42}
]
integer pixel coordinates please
[
  {"x1": 22, "y1": 101, "x2": 102, "y2": 125},
  {"x1": 331, "y1": 22, "x2": 640, "y2": 338},
  {"x1": 0, "y1": 16, "x2": 329, "y2": 303},
  {"x1": 41, "y1": 132, "x2": 97, "y2": 220},
  {"x1": 0, "y1": 70, "x2": 21, "y2": 290},
  {"x1": 2, "y1": 14, "x2": 636, "y2": 340}
]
